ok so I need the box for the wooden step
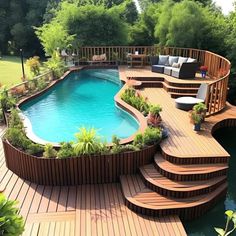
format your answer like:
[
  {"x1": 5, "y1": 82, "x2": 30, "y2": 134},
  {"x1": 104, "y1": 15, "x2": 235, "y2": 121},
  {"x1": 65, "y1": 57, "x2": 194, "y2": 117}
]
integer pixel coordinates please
[
  {"x1": 120, "y1": 175, "x2": 227, "y2": 220},
  {"x1": 154, "y1": 153, "x2": 228, "y2": 181},
  {"x1": 170, "y1": 92, "x2": 197, "y2": 99},
  {"x1": 139, "y1": 164, "x2": 226, "y2": 198}
]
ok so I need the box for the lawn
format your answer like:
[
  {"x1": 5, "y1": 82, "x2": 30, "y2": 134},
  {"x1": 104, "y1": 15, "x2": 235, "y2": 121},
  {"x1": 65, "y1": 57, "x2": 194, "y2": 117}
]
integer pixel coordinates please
[{"x1": 0, "y1": 56, "x2": 30, "y2": 87}]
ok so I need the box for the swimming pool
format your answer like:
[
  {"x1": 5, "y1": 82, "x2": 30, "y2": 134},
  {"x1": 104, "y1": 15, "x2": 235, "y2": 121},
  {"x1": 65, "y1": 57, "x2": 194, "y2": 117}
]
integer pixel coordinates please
[{"x1": 19, "y1": 69, "x2": 139, "y2": 143}]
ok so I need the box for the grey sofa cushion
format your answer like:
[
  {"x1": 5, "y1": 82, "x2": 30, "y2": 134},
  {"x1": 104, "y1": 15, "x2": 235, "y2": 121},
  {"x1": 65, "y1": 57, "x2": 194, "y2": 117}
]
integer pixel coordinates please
[
  {"x1": 187, "y1": 57, "x2": 197, "y2": 63},
  {"x1": 158, "y1": 55, "x2": 169, "y2": 65},
  {"x1": 168, "y1": 56, "x2": 179, "y2": 66},
  {"x1": 178, "y1": 57, "x2": 188, "y2": 66},
  {"x1": 172, "y1": 62, "x2": 180, "y2": 68},
  {"x1": 164, "y1": 66, "x2": 172, "y2": 76}
]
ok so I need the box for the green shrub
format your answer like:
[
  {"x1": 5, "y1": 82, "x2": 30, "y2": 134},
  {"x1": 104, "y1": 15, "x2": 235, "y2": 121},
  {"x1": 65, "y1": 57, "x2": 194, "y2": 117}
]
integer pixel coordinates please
[
  {"x1": 5, "y1": 128, "x2": 31, "y2": 150},
  {"x1": 26, "y1": 56, "x2": 41, "y2": 76},
  {"x1": 121, "y1": 88, "x2": 150, "y2": 115},
  {"x1": 43, "y1": 144, "x2": 57, "y2": 158},
  {"x1": 149, "y1": 105, "x2": 162, "y2": 116},
  {"x1": 133, "y1": 133, "x2": 144, "y2": 148},
  {"x1": 8, "y1": 109, "x2": 23, "y2": 129},
  {"x1": 74, "y1": 127, "x2": 104, "y2": 155},
  {"x1": 143, "y1": 127, "x2": 162, "y2": 146},
  {"x1": 0, "y1": 194, "x2": 24, "y2": 236},
  {"x1": 122, "y1": 144, "x2": 140, "y2": 152},
  {"x1": 193, "y1": 102, "x2": 207, "y2": 113},
  {"x1": 37, "y1": 78, "x2": 47, "y2": 91},
  {"x1": 44, "y1": 51, "x2": 65, "y2": 79},
  {"x1": 57, "y1": 142, "x2": 74, "y2": 159},
  {"x1": 26, "y1": 143, "x2": 44, "y2": 156},
  {"x1": 110, "y1": 135, "x2": 123, "y2": 154},
  {"x1": 0, "y1": 86, "x2": 16, "y2": 111}
]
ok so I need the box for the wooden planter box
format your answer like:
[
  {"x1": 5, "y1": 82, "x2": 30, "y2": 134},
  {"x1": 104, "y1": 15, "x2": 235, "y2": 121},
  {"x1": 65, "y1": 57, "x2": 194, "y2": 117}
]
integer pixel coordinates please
[{"x1": 3, "y1": 140, "x2": 157, "y2": 186}]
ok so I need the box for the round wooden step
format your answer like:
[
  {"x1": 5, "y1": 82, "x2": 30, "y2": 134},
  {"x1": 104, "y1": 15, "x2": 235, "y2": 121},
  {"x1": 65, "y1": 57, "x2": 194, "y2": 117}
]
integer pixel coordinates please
[
  {"x1": 154, "y1": 153, "x2": 228, "y2": 181},
  {"x1": 120, "y1": 174, "x2": 227, "y2": 220},
  {"x1": 139, "y1": 164, "x2": 226, "y2": 198}
]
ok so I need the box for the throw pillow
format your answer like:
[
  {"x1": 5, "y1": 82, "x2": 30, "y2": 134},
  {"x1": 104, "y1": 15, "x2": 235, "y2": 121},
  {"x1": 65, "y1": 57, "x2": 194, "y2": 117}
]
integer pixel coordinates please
[
  {"x1": 158, "y1": 55, "x2": 169, "y2": 65},
  {"x1": 178, "y1": 57, "x2": 188, "y2": 66},
  {"x1": 187, "y1": 57, "x2": 197, "y2": 63},
  {"x1": 172, "y1": 62, "x2": 180, "y2": 68},
  {"x1": 169, "y1": 56, "x2": 179, "y2": 66}
]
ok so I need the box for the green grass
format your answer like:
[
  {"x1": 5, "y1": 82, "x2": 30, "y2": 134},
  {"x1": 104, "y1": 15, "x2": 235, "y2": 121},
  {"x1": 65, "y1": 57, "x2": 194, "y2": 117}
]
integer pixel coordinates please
[{"x1": 0, "y1": 56, "x2": 30, "y2": 87}]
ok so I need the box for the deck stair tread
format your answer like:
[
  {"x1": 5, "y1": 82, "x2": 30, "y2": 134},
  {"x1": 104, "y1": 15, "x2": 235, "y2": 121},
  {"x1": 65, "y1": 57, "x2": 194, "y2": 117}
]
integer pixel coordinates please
[
  {"x1": 140, "y1": 164, "x2": 226, "y2": 192},
  {"x1": 120, "y1": 175, "x2": 227, "y2": 210},
  {"x1": 155, "y1": 153, "x2": 228, "y2": 175}
]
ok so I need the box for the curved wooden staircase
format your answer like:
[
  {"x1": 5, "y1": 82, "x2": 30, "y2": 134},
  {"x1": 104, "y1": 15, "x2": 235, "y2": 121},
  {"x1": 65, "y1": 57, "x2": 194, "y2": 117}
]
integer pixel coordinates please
[{"x1": 120, "y1": 152, "x2": 228, "y2": 221}]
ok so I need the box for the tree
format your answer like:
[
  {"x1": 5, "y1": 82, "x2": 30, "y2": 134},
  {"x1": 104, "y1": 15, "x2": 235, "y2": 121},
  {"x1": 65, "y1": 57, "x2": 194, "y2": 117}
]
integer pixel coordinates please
[
  {"x1": 35, "y1": 21, "x2": 75, "y2": 56},
  {"x1": 37, "y1": 2, "x2": 129, "y2": 50}
]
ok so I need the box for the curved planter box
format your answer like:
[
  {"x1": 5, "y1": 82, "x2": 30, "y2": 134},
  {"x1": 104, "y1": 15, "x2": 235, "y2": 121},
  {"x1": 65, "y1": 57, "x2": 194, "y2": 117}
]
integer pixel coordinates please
[{"x1": 3, "y1": 140, "x2": 157, "y2": 186}]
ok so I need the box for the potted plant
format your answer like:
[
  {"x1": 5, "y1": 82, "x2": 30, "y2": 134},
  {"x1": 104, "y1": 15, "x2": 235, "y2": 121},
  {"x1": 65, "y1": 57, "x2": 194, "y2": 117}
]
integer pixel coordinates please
[
  {"x1": 193, "y1": 103, "x2": 207, "y2": 121},
  {"x1": 190, "y1": 110, "x2": 202, "y2": 131},
  {"x1": 147, "y1": 105, "x2": 162, "y2": 127},
  {"x1": 200, "y1": 65, "x2": 208, "y2": 78}
]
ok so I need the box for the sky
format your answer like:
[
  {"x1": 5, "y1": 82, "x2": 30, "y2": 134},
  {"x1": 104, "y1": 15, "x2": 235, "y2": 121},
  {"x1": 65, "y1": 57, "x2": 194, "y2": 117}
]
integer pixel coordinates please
[{"x1": 214, "y1": 0, "x2": 234, "y2": 15}]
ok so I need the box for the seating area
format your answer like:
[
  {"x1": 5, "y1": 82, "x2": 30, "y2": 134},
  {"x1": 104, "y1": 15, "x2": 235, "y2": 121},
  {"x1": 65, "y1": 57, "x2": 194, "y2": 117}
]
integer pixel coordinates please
[
  {"x1": 151, "y1": 55, "x2": 199, "y2": 79},
  {"x1": 175, "y1": 83, "x2": 209, "y2": 111}
]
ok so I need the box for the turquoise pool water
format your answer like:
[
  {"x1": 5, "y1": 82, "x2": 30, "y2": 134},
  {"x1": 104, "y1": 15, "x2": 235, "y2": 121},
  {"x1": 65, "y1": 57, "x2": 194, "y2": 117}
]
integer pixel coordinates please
[
  {"x1": 185, "y1": 127, "x2": 236, "y2": 235},
  {"x1": 20, "y1": 69, "x2": 139, "y2": 143}
]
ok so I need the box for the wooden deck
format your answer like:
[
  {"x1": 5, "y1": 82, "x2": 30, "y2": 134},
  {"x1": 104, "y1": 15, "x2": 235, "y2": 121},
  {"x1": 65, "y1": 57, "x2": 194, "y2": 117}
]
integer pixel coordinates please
[
  {"x1": 141, "y1": 88, "x2": 229, "y2": 160},
  {"x1": 118, "y1": 66, "x2": 235, "y2": 220},
  {"x1": 0, "y1": 126, "x2": 186, "y2": 236}
]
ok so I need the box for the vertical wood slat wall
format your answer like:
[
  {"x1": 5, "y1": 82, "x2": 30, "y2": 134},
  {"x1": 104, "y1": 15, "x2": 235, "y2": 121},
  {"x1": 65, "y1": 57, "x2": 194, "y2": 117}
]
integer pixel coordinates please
[
  {"x1": 77, "y1": 46, "x2": 230, "y2": 115},
  {"x1": 3, "y1": 140, "x2": 157, "y2": 186}
]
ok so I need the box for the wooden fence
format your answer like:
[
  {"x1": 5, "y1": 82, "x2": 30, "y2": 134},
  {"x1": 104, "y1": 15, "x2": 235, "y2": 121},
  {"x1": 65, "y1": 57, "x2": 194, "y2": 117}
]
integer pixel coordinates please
[
  {"x1": 3, "y1": 140, "x2": 157, "y2": 186},
  {"x1": 7, "y1": 70, "x2": 53, "y2": 98}
]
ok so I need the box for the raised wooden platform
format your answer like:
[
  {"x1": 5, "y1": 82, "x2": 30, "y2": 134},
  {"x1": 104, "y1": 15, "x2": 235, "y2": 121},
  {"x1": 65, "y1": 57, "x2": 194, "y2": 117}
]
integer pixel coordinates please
[
  {"x1": 118, "y1": 66, "x2": 235, "y2": 221},
  {"x1": 0, "y1": 126, "x2": 186, "y2": 236}
]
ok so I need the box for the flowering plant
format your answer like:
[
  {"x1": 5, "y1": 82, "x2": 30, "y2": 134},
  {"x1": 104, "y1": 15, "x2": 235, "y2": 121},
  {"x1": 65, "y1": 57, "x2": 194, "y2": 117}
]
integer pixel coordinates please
[{"x1": 200, "y1": 66, "x2": 208, "y2": 72}]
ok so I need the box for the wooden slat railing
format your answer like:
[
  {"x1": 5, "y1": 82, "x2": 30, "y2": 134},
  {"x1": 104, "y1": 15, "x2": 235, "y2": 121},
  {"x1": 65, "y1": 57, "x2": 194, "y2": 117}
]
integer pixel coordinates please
[
  {"x1": 7, "y1": 70, "x2": 53, "y2": 98},
  {"x1": 75, "y1": 46, "x2": 231, "y2": 115}
]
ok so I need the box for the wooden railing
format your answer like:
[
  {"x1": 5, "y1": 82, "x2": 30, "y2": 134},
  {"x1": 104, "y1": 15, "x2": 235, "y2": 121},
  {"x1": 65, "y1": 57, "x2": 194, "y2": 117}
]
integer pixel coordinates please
[
  {"x1": 74, "y1": 46, "x2": 231, "y2": 115},
  {"x1": 7, "y1": 70, "x2": 53, "y2": 98}
]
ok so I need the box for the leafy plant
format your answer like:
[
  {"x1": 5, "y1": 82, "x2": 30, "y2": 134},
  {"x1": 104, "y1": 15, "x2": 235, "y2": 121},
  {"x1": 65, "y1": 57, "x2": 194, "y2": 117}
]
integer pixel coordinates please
[
  {"x1": 8, "y1": 109, "x2": 23, "y2": 129},
  {"x1": 57, "y1": 142, "x2": 75, "y2": 159},
  {"x1": 149, "y1": 105, "x2": 162, "y2": 117},
  {"x1": 110, "y1": 135, "x2": 123, "y2": 154},
  {"x1": 133, "y1": 133, "x2": 144, "y2": 148},
  {"x1": 26, "y1": 56, "x2": 41, "y2": 76},
  {"x1": 142, "y1": 127, "x2": 162, "y2": 146},
  {"x1": 43, "y1": 144, "x2": 57, "y2": 158},
  {"x1": 121, "y1": 88, "x2": 150, "y2": 115},
  {"x1": 74, "y1": 127, "x2": 104, "y2": 155},
  {"x1": 190, "y1": 110, "x2": 202, "y2": 124},
  {"x1": 0, "y1": 194, "x2": 24, "y2": 236},
  {"x1": 0, "y1": 86, "x2": 16, "y2": 112},
  {"x1": 26, "y1": 143, "x2": 44, "y2": 156},
  {"x1": 44, "y1": 51, "x2": 65, "y2": 79},
  {"x1": 133, "y1": 127, "x2": 162, "y2": 147},
  {"x1": 37, "y1": 78, "x2": 47, "y2": 91},
  {"x1": 215, "y1": 210, "x2": 236, "y2": 236},
  {"x1": 193, "y1": 103, "x2": 207, "y2": 113},
  {"x1": 5, "y1": 128, "x2": 31, "y2": 150}
]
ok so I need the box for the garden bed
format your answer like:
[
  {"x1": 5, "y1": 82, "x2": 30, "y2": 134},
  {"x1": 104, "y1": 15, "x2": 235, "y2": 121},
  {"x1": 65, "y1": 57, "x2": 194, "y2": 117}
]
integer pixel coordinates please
[{"x1": 3, "y1": 139, "x2": 157, "y2": 185}]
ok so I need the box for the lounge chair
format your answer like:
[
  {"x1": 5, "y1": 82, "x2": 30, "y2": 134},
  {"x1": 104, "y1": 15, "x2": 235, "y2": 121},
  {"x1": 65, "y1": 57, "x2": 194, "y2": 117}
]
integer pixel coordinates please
[{"x1": 175, "y1": 83, "x2": 208, "y2": 111}]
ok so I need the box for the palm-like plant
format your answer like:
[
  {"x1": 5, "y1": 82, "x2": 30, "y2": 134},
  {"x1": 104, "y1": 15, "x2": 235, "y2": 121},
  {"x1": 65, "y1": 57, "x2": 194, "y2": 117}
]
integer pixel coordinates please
[
  {"x1": 0, "y1": 194, "x2": 24, "y2": 236},
  {"x1": 74, "y1": 127, "x2": 104, "y2": 155}
]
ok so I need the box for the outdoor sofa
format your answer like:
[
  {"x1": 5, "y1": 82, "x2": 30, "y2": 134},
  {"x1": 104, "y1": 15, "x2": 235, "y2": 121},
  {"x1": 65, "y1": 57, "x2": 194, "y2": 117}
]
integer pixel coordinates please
[{"x1": 151, "y1": 55, "x2": 199, "y2": 79}]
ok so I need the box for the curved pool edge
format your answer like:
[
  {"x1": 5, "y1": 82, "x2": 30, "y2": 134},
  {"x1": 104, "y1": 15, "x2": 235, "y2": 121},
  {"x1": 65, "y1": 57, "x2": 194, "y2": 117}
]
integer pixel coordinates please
[{"x1": 17, "y1": 68, "x2": 147, "y2": 146}]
